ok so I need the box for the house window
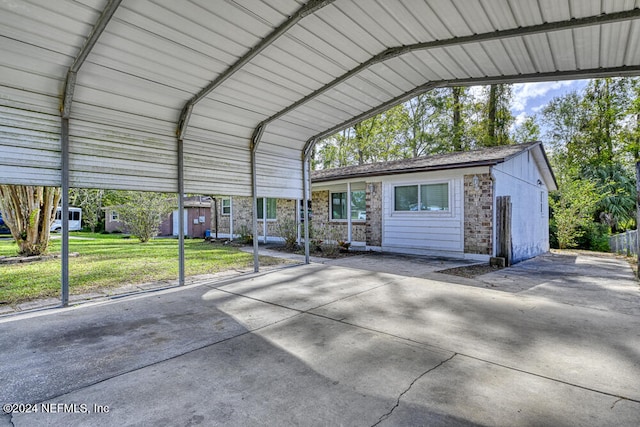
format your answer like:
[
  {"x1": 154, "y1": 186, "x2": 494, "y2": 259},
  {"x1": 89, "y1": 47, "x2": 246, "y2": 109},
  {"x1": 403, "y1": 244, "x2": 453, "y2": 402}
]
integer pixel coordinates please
[
  {"x1": 110, "y1": 211, "x2": 119, "y2": 222},
  {"x1": 257, "y1": 198, "x2": 277, "y2": 220},
  {"x1": 394, "y1": 183, "x2": 449, "y2": 212},
  {"x1": 331, "y1": 190, "x2": 366, "y2": 220},
  {"x1": 222, "y1": 198, "x2": 231, "y2": 216},
  {"x1": 540, "y1": 191, "x2": 545, "y2": 217}
]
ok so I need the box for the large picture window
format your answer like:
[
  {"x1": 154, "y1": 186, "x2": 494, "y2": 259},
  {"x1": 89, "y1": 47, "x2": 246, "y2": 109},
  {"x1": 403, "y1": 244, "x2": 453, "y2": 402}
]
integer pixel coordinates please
[
  {"x1": 394, "y1": 183, "x2": 449, "y2": 212},
  {"x1": 257, "y1": 198, "x2": 277, "y2": 220},
  {"x1": 331, "y1": 190, "x2": 366, "y2": 220}
]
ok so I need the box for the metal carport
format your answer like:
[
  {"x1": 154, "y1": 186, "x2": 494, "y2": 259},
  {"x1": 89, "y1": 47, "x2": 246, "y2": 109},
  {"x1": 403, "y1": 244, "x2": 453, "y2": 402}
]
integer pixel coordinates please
[{"x1": 1, "y1": 0, "x2": 639, "y2": 306}]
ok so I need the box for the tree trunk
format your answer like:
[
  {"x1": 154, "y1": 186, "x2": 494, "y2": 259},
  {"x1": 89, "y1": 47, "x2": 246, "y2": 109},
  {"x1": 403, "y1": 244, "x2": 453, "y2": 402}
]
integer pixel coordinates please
[
  {"x1": 0, "y1": 185, "x2": 61, "y2": 256},
  {"x1": 452, "y1": 87, "x2": 463, "y2": 151},
  {"x1": 486, "y1": 85, "x2": 497, "y2": 146}
]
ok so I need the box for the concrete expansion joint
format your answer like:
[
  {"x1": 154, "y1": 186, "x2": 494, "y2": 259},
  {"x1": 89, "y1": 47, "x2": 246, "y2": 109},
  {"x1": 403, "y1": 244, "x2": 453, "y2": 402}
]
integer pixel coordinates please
[{"x1": 371, "y1": 353, "x2": 457, "y2": 426}]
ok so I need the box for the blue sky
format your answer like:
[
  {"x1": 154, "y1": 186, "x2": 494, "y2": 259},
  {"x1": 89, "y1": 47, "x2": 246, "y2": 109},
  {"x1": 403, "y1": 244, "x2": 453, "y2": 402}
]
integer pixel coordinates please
[{"x1": 511, "y1": 79, "x2": 590, "y2": 125}]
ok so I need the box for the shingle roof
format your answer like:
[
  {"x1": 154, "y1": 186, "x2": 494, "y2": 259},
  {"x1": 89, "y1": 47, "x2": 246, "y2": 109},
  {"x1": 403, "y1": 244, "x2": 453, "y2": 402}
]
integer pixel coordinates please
[{"x1": 311, "y1": 142, "x2": 544, "y2": 182}]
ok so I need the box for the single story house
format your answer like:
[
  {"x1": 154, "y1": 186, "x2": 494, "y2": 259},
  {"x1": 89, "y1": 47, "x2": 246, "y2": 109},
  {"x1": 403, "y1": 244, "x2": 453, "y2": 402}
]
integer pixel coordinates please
[
  {"x1": 311, "y1": 141, "x2": 557, "y2": 263},
  {"x1": 211, "y1": 141, "x2": 557, "y2": 264},
  {"x1": 106, "y1": 196, "x2": 212, "y2": 238}
]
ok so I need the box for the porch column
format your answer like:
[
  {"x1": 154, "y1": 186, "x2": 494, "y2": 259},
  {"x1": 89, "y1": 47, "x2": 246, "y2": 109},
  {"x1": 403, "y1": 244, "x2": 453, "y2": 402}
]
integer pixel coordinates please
[
  {"x1": 229, "y1": 196, "x2": 234, "y2": 241},
  {"x1": 262, "y1": 197, "x2": 267, "y2": 244},
  {"x1": 347, "y1": 182, "x2": 352, "y2": 242}
]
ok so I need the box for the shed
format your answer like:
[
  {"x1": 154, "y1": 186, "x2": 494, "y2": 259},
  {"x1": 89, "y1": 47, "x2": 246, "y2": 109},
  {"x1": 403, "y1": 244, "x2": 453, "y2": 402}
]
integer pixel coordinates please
[{"x1": 311, "y1": 142, "x2": 557, "y2": 263}]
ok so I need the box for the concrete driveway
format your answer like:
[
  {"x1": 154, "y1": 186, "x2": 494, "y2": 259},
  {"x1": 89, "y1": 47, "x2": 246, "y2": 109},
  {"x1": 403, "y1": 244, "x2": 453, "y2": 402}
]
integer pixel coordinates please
[{"x1": 1, "y1": 251, "x2": 639, "y2": 426}]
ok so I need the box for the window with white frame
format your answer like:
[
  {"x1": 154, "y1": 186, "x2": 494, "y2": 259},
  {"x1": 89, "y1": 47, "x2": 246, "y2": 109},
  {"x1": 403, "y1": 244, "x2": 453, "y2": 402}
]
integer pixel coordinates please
[
  {"x1": 222, "y1": 198, "x2": 231, "y2": 215},
  {"x1": 257, "y1": 198, "x2": 277, "y2": 220},
  {"x1": 394, "y1": 183, "x2": 449, "y2": 212},
  {"x1": 110, "y1": 211, "x2": 119, "y2": 222},
  {"x1": 331, "y1": 190, "x2": 366, "y2": 220}
]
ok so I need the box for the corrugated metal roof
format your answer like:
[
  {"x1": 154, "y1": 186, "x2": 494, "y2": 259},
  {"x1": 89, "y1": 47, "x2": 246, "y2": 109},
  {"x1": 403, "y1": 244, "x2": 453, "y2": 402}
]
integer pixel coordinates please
[
  {"x1": 1, "y1": 0, "x2": 639, "y2": 198},
  {"x1": 311, "y1": 141, "x2": 556, "y2": 187}
]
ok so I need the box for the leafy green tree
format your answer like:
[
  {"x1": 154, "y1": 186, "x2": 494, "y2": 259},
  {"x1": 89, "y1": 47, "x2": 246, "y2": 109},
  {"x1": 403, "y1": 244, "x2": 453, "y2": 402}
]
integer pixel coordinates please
[
  {"x1": 550, "y1": 178, "x2": 602, "y2": 249},
  {"x1": 581, "y1": 78, "x2": 632, "y2": 165},
  {"x1": 69, "y1": 188, "x2": 104, "y2": 232},
  {"x1": 511, "y1": 116, "x2": 541, "y2": 144},
  {"x1": 582, "y1": 163, "x2": 636, "y2": 232},
  {"x1": 480, "y1": 84, "x2": 514, "y2": 147},
  {"x1": 112, "y1": 191, "x2": 175, "y2": 243}
]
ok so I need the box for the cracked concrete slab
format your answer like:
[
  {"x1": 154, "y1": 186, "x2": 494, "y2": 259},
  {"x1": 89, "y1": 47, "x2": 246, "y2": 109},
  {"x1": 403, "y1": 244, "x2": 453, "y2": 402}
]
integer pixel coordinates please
[
  {"x1": 377, "y1": 355, "x2": 640, "y2": 427},
  {"x1": 10, "y1": 314, "x2": 453, "y2": 427},
  {"x1": 2, "y1": 251, "x2": 639, "y2": 426},
  {"x1": 310, "y1": 275, "x2": 640, "y2": 401}
]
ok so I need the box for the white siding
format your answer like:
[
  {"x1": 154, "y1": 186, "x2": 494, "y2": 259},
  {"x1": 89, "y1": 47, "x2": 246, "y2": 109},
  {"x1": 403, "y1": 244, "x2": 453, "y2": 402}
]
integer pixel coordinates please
[
  {"x1": 381, "y1": 170, "x2": 464, "y2": 256},
  {"x1": 492, "y1": 148, "x2": 551, "y2": 263}
]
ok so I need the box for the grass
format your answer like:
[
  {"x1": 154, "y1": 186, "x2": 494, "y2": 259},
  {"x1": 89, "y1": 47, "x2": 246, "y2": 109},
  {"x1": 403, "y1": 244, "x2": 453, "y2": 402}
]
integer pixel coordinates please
[{"x1": 0, "y1": 232, "x2": 287, "y2": 306}]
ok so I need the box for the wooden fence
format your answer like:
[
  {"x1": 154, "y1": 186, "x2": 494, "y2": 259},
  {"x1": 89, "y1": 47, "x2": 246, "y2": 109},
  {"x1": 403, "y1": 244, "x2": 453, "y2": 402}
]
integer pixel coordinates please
[{"x1": 609, "y1": 230, "x2": 638, "y2": 256}]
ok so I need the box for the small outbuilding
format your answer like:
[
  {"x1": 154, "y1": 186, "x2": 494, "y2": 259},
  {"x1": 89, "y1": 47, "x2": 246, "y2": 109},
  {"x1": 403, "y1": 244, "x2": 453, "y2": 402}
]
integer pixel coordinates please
[{"x1": 311, "y1": 142, "x2": 557, "y2": 264}]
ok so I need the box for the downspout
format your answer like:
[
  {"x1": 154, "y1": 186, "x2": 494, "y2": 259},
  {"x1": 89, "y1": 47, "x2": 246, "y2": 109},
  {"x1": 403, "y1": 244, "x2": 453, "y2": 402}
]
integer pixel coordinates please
[
  {"x1": 59, "y1": 0, "x2": 122, "y2": 306},
  {"x1": 490, "y1": 168, "x2": 497, "y2": 257}
]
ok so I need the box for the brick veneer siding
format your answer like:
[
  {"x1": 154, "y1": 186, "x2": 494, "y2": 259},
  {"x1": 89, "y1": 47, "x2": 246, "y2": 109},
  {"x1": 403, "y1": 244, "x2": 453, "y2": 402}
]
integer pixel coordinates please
[
  {"x1": 464, "y1": 174, "x2": 493, "y2": 255},
  {"x1": 365, "y1": 181, "x2": 382, "y2": 246},
  {"x1": 311, "y1": 190, "x2": 366, "y2": 242},
  {"x1": 210, "y1": 197, "x2": 296, "y2": 238}
]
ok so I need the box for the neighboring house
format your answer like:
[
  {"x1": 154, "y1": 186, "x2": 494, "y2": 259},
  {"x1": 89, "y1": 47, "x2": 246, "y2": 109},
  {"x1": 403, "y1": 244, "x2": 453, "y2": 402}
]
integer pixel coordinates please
[
  {"x1": 311, "y1": 141, "x2": 557, "y2": 263},
  {"x1": 105, "y1": 196, "x2": 212, "y2": 238}
]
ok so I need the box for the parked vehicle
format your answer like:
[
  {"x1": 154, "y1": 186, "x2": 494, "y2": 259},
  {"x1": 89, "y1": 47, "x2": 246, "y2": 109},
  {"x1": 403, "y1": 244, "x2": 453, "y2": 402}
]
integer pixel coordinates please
[
  {"x1": 50, "y1": 207, "x2": 83, "y2": 232},
  {"x1": 0, "y1": 212, "x2": 10, "y2": 234}
]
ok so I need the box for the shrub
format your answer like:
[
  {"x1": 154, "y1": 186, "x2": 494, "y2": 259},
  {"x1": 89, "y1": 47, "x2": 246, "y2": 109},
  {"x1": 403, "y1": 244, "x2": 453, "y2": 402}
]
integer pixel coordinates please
[{"x1": 277, "y1": 218, "x2": 299, "y2": 251}]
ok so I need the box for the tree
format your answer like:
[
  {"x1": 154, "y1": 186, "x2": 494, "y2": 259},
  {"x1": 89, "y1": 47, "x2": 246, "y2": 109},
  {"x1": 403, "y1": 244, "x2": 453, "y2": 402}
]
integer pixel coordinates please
[
  {"x1": 0, "y1": 185, "x2": 61, "y2": 256},
  {"x1": 511, "y1": 116, "x2": 541, "y2": 144},
  {"x1": 549, "y1": 178, "x2": 601, "y2": 249},
  {"x1": 484, "y1": 84, "x2": 514, "y2": 146},
  {"x1": 582, "y1": 162, "x2": 636, "y2": 232},
  {"x1": 69, "y1": 188, "x2": 105, "y2": 232},
  {"x1": 113, "y1": 191, "x2": 175, "y2": 243}
]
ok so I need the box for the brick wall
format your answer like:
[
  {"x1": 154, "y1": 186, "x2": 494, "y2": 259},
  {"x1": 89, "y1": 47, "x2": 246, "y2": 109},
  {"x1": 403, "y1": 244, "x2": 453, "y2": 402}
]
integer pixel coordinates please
[
  {"x1": 210, "y1": 197, "x2": 296, "y2": 238},
  {"x1": 464, "y1": 174, "x2": 493, "y2": 255},
  {"x1": 311, "y1": 190, "x2": 366, "y2": 242},
  {"x1": 365, "y1": 181, "x2": 382, "y2": 246}
]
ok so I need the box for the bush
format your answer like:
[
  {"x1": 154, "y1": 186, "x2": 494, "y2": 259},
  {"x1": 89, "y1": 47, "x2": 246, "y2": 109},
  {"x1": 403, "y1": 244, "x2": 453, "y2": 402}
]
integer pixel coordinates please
[
  {"x1": 237, "y1": 224, "x2": 253, "y2": 245},
  {"x1": 277, "y1": 218, "x2": 299, "y2": 251}
]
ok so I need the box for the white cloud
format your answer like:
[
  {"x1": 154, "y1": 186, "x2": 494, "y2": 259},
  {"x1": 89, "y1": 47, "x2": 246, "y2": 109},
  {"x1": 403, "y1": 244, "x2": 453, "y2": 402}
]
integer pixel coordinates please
[
  {"x1": 512, "y1": 81, "x2": 577, "y2": 113},
  {"x1": 513, "y1": 111, "x2": 528, "y2": 126}
]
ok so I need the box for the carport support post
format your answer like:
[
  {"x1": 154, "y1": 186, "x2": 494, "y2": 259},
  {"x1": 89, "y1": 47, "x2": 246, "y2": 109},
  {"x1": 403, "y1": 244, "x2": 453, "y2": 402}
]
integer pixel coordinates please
[
  {"x1": 302, "y1": 145, "x2": 313, "y2": 264},
  {"x1": 636, "y1": 162, "x2": 639, "y2": 278},
  {"x1": 251, "y1": 125, "x2": 264, "y2": 273},
  {"x1": 347, "y1": 182, "x2": 352, "y2": 242},
  {"x1": 61, "y1": 117, "x2": 70, "y2": 307},
  {"x1": 178, "y1": 137, "x2": 185, "y2": 286}
]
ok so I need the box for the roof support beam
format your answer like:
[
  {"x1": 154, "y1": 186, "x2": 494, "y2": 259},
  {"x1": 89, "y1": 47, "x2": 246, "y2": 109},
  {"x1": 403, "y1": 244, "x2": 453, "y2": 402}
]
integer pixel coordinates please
[
  {"x1": 177, "y1": 0, "x2": 335, "y2": 140},
  {"x1": 305, "y1": 65, "x2": 640, "y2": 152},
  {"x1": 172, "y1": 1, "x2": 335, "y2": 274},
  {"x1": 59, "y1": 0, "x2": 122, "y2": 307},
  {"x1": 251, "y1": 8, "x2": 640, "y2": 148}
]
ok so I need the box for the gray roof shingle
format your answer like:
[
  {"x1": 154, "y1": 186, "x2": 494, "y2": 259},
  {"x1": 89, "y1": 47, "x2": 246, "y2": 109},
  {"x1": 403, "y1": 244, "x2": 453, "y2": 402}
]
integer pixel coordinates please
[{"x1": 311, "y1": 141, "x2": 543, "y2": 182}]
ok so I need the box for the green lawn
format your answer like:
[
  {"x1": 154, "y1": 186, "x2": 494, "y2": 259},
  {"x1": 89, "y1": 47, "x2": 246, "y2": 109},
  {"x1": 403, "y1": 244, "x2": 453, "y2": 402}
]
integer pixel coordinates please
[{"x1": 0, "y1": 233, "x2": 286, "y2": 305}]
